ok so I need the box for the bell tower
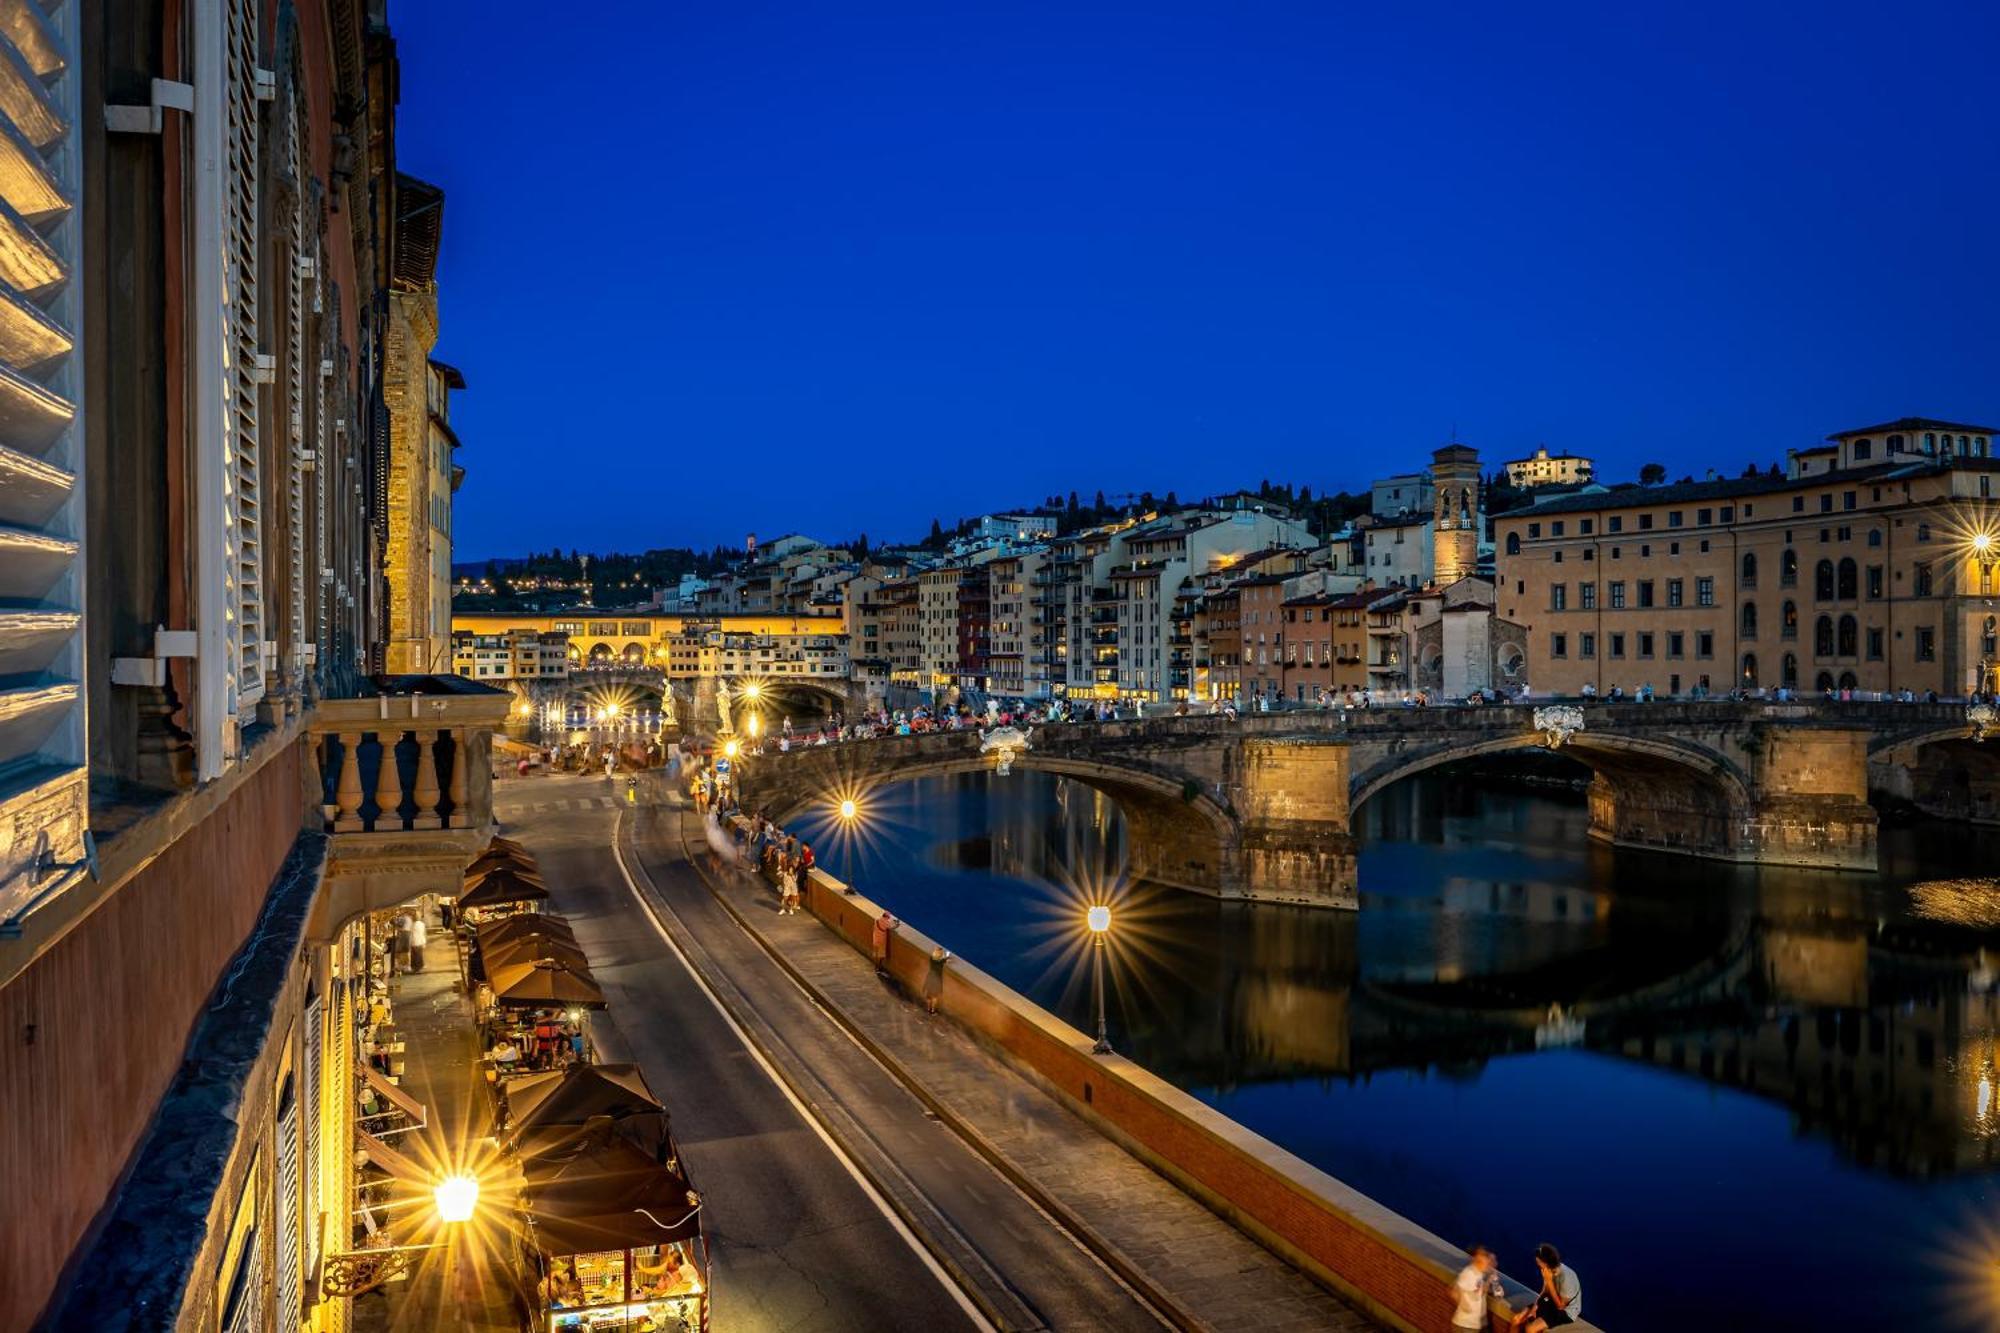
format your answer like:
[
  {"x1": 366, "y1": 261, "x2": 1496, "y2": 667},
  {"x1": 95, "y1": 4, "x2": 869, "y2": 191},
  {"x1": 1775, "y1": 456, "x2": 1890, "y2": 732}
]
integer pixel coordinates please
[{"x1": 1430, "y1": 442, "x2": 1482, "y2": 585}]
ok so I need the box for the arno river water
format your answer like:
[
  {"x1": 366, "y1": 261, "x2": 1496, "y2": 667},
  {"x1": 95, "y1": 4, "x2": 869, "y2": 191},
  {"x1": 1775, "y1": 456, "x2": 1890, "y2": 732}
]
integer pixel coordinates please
[{"x1": 789, "y1": 763, "x2": 2000, "y2": 1332}]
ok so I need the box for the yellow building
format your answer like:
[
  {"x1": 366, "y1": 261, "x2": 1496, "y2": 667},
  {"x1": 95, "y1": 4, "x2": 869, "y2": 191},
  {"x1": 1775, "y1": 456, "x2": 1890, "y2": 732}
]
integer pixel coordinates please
[
  {"x1": 1504, "y1": 445, "x2": 1595, "y2": 489},
  {"x1": 450, "y1": 611, "x2": 850, "y2": 682}
]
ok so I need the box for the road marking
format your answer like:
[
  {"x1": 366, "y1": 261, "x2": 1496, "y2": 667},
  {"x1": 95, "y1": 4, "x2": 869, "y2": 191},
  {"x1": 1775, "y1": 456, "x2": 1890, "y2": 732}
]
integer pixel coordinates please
[{"x1": 610, "y1": 812, "x2": 999, "y2": 1333}]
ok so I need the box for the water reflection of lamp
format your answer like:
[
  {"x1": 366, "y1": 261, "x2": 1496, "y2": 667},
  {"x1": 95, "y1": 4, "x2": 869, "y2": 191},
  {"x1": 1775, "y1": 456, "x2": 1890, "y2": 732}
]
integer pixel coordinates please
[{"x1": 1088, "y1": 905, "x2": 1112, "y2": 1055}]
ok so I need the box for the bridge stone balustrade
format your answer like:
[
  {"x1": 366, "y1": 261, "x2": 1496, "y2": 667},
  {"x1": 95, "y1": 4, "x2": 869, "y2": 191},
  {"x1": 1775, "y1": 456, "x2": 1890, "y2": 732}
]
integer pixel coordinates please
[{"x1": 738, "y1": 701, "x2": 1982, "y2": 909}]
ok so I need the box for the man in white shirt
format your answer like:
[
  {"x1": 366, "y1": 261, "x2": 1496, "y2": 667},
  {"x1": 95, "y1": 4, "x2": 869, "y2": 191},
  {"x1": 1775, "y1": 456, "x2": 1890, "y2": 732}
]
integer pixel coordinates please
[{"x1": 1453, "y1": 1244, "x2": 1504, "y2": 1330}]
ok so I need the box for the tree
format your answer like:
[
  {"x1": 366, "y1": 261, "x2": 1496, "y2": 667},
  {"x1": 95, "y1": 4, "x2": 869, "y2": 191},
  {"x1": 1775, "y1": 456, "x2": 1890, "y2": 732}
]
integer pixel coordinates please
[
  {"x1": 1067, "y1": 490, "x2": 1080, "y2": 514},
  {"x1": 928, "y1": 517, "x2": 944, "y2": 544},
  {"x1": 1741, "y1": 462, "x2": 1760, "y2": 477},
  {"x1": 1639, "y1": 462, "x2": 1667, "y2": 486},
  {"x1": 1164, "y1": 490, "x2": 1179, "y2": 509},
  {"x1": 1093, "y1": 489, "x2": 1106, "y2": 510}
]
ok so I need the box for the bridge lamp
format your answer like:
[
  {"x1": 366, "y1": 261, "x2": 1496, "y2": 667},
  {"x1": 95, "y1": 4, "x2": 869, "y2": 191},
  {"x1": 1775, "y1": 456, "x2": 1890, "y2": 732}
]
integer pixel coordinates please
[
  {"x1": 836, "y1": 797, "x2": 861, "y2": 892},
  {"x1": 723, "y1": 739, "x2": 740, "y2": 760},
  {"x1": 744, "y1": 682, "x2": 762, "y2": 700},
  {"x1": 1087, "y1": 904, "x2": 1113, "y2": 1055}
]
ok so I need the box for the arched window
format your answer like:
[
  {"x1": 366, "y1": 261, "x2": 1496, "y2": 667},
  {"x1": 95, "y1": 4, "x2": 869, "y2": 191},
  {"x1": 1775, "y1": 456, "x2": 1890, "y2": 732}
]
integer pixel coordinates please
[
  {"x1": 1741, "y1": 602, "x2": 1758, "y2": 638},
  {"x1": 1837, "y1": 614, "x2": 1857, "y2": 657},
  {"x1": 1505, "y1": 531, "x2": 1521, "y2": 556},
  {"x1": 1925, "y1": 432, "x2": 1937, "y2": 452},
  {"x1": 1814, "y1": 615, "x2": 1834, "y2": 657},
  {"x1": 1782, "y1": 653, "x2": 1799, "y2": 688},
  {"x1": 1837, "y1": 558, "x2": 1857, "y2": 600},
  {"x1": 1814, "y1": 559, "x2": 1835, "y2": 601},
  {"x1": 1741, "y1": 552, "x2": 1757, "y2": 587},
  {"x1": 1816, "y1": 671, "x2": 1836, "y2": 692},
  {"x1": 1781, "y1": 549, "x2": 1799, "y2": 587},
  {"x1": 1867, "y1": 528, "x2": 1882, "y2": 548},
  {"x1": 1782, "y1": 600, "x2": 1798, "y2": 639},
  {"x1": 1838, "y1": 670, "x2": 1858, "y2": 690},
  {"x1": 1888, "y1": 433, "x2": 1905, "y2": 453},
  {"x1": 1741, "y1": 652, "x2": 1758, "y2": 685}
]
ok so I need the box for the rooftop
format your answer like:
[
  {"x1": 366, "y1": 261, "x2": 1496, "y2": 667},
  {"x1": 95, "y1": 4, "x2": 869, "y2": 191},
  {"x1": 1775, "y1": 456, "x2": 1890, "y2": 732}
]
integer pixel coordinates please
[{"x1": 1829, "y1": 416, "x2": 1998, "y2": 439}]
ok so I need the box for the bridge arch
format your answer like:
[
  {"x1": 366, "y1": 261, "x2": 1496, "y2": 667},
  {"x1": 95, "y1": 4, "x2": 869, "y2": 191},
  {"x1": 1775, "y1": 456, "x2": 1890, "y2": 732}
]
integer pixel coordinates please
[
  {"x1": 1868, "y1": 724, "x2": 2000, "y2": 824},
  {"x1": 744, "y1": 746, "x2": 1242, "y2": 895},
  {"x1": 1348, "y1": 730, "x2": 1756, "y2": 861}
]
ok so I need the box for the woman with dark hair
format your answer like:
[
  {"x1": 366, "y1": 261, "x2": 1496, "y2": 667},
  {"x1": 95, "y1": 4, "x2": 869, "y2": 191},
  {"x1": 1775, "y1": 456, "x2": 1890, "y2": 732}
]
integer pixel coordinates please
[{"x1": 1511, "y1": 1243, "x2": 1582, "y2": 1331}]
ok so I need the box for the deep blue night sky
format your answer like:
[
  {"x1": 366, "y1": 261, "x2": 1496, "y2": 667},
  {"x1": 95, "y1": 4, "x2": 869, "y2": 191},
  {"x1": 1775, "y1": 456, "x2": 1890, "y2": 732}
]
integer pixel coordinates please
[{"x1": 390, "y1": 2, "x2": 2000, "y2": 561}]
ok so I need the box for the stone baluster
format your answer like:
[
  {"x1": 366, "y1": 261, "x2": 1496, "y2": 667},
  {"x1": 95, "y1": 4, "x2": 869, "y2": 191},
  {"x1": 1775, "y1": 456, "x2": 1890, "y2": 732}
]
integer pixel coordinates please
[
  {"x1": 372, "y1": 729, "x2": 404, "y2": 831},
  {"x1": 412, "y1": 729, "x2": 443, "y2": 830},
  {"x1": 333, "y1": 732, "x2": 365, "y2": 832},
  {"x1": 447, "y1": 727, "x2": 471, "y2": 828}
]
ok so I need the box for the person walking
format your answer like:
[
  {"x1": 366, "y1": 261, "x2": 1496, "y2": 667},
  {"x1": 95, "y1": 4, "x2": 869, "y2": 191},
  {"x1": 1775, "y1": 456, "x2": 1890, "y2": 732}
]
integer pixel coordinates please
[
  {"x1": 407, "y1": 911, "x2": 428, "y2": 973},
  {"x1": 1452, "y1": 1245, "x2": 1504, "y2": 1331},
  {"x1": 389, "y1": 910, "x2": 412, "y2": 976},
  {"x1": 1510, "y1": 1244, "x2": 1581, "y2": 1332}
]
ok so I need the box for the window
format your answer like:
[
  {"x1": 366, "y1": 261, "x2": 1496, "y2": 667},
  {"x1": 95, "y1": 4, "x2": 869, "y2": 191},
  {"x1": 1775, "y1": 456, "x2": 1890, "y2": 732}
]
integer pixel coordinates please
[
  {"x1": 1741, "y1": 652, "x2": 1758, "y2": 684},
  {"x1": 1781, "y1": 652, "x2": 1798, "y2": 687},
  {"x1": 1639, "y1": 580, "x2": 1657, "y2": 608},
  {"x1": 1551, "y1": 632, "x2": 1568, "y2": 658},
  {"x1": 1697, "y1": 631, "x2": 1714, "y2": 659},
  {"x1": 1918, "y1": 524, "x2": 1932, "y2": 542},
  {"x1": 1670, "y1": 542, "x2": 1680, "y2": 556},
  {"x1": 1580, "y1": 582, "x2": 1597, "y2": 609},
  {"x1": 1640, "y1": 514, "x2": 1655, "y2": 531},
  {"x1": 1552, "y1": 521, "x2": 1566, "y2": 537},
  {"x1": 1528, "y1": 523, "x2": 1541, "y2": 539},
  {"x1": 1639, "y1": 632, "x2": 1656, "y2": 658},
  {"x1": 1550, "y1": 584, "x2": 1567, "y2": 611},
  {"x1": 1820, "y1": 494, "x2": 1833, "y2": 513},
  {"x1": 1610, "y1": 633, "x2": 1626, "y2": 658},
  {"x1": 1697, "y1": 577, "x2": 1715, "y2": 607},
  {"x1": 1867, "y1": 528, "x2": 1882, "y2": 547},
  {"x1": 1608, "y1": 516, "x2": 1623, "y2": 533},
  {"x1": 1915, "y1": 562, "x2": 1933, "y2": 597},
  {"x1": 1697, "y1": 507, "x2": 1712, "y2": 526},
  {"x1": 1741, "y1": 552, "x2": 1757, "y2": 587},
  {"x1": 1610, "y1": 581, "x2": 1627, "y2": 609},
  {"x1": 1917, "y1": 626, "x2": 1936, "y2": 661},
  {"x1": 1793, "y1": 496, "x2": 1805, "y2": 513},
  {"x1": 1814, "y1": 560, "x2": 1835, "y2": 601},
  {"x1": 1554, "y1": 550, "x2": 1564, "y2": 564},
  {"x1": 1781, "y1": 549, "x2": 1798, "y2": 586},
  {"x1": 1814, "y1": 615, "x2": 1834, "y2": 657},
  {"x1": 1506, "y1": 531, "x2": 1521, "y2": 556},
  {"x1": 1837, "y1": 615, "x2": 1856, "y2": 657},
  {"x1": 1741, "y1": 602, "x2": 1758, "y2": 638},
  {"x1": 1866, "y1": 627, "x2": 1884, "y2": 660},
  {"x1": 1666, "y1": 632, "x2": 1683, "y2": 658},
  {"x1": 1666, "y1": 578, "x2": 1682, "y2": 607},
  {"x1": 1580, "y1": 632, "x2": 1596, "y2": 658},
  {"x1": 1582, "y1": 548, "x2": 1594, "y2": 561},
  {"x1": 1581, "y1": 519, "x2": 1594, "y2": 534},
  {"x1": 1782, "y1": 600, "x2": 1798, "y2": 639},
  {"x1": 1669, "y1": 511, "x2": 1684, "y2": 529},
  {"x1": 1836, "y1": 558, "x2": 1856, "y2": 600}
]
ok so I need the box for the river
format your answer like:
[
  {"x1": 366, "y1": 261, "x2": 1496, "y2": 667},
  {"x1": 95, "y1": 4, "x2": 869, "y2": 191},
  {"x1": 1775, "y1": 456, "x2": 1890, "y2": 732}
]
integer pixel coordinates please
[{"x1": 786, "y1": 764, "x2": 2000, "y2": 1331}]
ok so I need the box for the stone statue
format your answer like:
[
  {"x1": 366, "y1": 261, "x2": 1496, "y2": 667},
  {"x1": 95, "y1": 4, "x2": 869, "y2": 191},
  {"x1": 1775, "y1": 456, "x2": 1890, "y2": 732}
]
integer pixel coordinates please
[
  {"x1": 715, "y1": 680, "x2": 734, "y2": 735},
  {"x1": 1969, "y1": 702, "x2": 1998, "y2": 743}
]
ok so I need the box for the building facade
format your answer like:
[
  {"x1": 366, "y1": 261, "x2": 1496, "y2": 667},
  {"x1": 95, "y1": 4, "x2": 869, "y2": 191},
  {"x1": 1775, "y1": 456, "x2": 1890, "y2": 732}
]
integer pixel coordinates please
[
  {"x1": 1496, "y1": 422, "x2": 2000, "y2": 697},
  {"x1": 1504, "y1": 445, "x2": 1594, "y2": 489}
]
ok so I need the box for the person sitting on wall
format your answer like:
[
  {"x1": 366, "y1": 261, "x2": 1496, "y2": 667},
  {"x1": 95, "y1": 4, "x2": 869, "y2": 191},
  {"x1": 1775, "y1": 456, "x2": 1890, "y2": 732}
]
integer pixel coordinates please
[{"x1": 1510, "y1": 1243, "x2": 1582, "y2": 1332}]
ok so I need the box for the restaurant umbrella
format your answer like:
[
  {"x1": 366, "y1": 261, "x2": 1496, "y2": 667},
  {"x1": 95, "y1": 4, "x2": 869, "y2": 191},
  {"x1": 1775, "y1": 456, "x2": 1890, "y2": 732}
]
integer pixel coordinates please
[
  {"x1": 459, "y1": 864, "x2": 550, "y2": 910},
  {"x1": 465, "y1": 847, "x2": 541, "y2": 881},
  {"x1": 487, "y1": 834, "x2": 531, "y2": 857},
  {"x1": 520, "y1": 1137, "x2": 701, "y2": 1252},
  {"x1": 481, "y1": 933, "x2": 592, "y2": 975},
  {"x1": 478, "y1": 913, "x2": 577, "y2": 950},
  {"x1": 502, "y1": 1064, "x2": 669, "y2": 1162},
  {"x1": 489, "y1": 955, "x2": 605, "y2": 1008}
]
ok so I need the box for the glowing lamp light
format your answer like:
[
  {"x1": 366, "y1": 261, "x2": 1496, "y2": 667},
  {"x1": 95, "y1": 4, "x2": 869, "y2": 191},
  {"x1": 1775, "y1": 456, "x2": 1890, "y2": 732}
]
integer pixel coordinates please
[
  {"x1": 744, "y1": 683, "x2": 761, "y2": 699},
  {"x1": 1975, "y1": 532, "x2": 1995, "y2": 557},
  {"x1": 1087, "y1": 905, "x2": 1112, "y2": 935},
  {"x1": 838, "y1": 798, "x2": 858, "y2": 821},
  {"x1": 434, "y1": 1173, "x2": 479, "y2": 1224},
  {"x1": 723, "y1": 740, "x2": 740, "y2": 759},
  {"x1": 607, "y1": 702, "x2": 621, "y2": 716}
]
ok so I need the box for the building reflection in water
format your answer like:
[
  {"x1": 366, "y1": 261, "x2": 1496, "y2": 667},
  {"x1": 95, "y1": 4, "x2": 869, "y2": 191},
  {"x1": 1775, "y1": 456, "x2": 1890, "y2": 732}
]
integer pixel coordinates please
[{"x1": 869, "y1": 767, "x2": 2000, "y2": 1182}]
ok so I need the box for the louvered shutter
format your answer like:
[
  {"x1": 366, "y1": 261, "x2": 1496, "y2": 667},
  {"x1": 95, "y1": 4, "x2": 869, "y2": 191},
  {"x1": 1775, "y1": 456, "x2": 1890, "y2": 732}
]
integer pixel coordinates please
[
  {"x1": 0, "y1": 0, "x2": 86, "y2": 895},
  {"x1": 275, "y1": 1073, "x2": 301, "y2": 1323},
  {"x1": 223, "y1": 0, "x2": 264, "y2": 718},
  {"x1": 301, "y1": 990, "x2": 323, "y2": 1278}
]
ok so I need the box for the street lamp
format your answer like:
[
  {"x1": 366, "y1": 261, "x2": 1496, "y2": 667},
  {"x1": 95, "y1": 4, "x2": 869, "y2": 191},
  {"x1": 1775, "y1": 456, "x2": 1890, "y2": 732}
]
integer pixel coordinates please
[
  {"x1": 1087, "y1": 904, "x2": 1112, "y2": 1054},
  {"x1": 837, "y1": 797, "x2": 859, "y2": 893},
  {"x1": 433, "y1": 1173, "x2": 480, "y2": 1225}
]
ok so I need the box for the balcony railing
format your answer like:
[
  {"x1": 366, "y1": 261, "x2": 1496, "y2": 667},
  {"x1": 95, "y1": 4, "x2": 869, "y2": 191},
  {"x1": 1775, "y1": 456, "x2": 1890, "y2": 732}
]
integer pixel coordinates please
[{"x1": 309, "y1": 679, "x2": 512, "y2": 835}]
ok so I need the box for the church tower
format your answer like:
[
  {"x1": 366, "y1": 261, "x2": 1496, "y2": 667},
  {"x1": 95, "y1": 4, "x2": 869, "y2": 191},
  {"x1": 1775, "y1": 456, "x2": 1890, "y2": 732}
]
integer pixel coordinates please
[{"x1": 1430, "y1": 442, "x2": 1482, "y2": 585}]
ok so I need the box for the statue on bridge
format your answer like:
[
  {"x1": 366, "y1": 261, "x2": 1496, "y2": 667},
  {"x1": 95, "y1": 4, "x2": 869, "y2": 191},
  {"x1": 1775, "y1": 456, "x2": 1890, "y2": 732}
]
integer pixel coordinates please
[
  {"x1": 978, "y1": 725, "x2": 1033, "y2": 776},
  {"x1": 715, "y1": 679, "x2": 734, "y2": 736},
  {"x1": 1970, "y1": 701, "x2": 1998, "y2": 743}
]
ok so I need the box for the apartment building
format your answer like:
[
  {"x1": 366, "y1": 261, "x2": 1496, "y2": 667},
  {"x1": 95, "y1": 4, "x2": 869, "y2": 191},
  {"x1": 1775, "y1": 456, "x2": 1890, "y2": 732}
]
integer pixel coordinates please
[
  {"x1": 1496, "y1": 417, "x2": 2000, "y2": 696},
  {"x1": 452, "y1": 628, "x2": 571, "y2": 681},
  {"x1": 987, "y1": 550, "x2": 1048, "y2": 697},
  {"x1": 918, "y1": 566, "x2": 967, "y2": 690},
  {"x1": 955, "y1": 566, "x2": 992, "y2": 692},
  {"x1": 1, "y1": 9, "x2": 506, "y2": 1331}
]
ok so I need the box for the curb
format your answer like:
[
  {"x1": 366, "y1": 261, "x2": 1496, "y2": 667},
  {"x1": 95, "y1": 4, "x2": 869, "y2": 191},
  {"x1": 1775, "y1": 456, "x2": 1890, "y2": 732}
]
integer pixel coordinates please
[{"x1": 663, "y1": 806, "x2": 1210, "y2": 1333}]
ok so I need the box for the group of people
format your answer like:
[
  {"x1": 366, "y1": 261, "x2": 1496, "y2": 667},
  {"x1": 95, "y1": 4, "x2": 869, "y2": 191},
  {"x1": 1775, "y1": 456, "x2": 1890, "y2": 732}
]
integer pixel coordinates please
[
  {"x1": 736, "y1": 812, "x2": 814, "y2": 915},
  {"x1": 1456, "y1": 1242, "x2": 1582, "y2": 1331}
]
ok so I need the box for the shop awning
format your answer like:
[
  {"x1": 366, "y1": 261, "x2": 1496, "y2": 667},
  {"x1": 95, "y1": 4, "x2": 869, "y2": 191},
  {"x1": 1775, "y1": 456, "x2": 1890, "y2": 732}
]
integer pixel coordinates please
[{"x1": 489, "y1": 955, "x2": 605, "y2": 1008}]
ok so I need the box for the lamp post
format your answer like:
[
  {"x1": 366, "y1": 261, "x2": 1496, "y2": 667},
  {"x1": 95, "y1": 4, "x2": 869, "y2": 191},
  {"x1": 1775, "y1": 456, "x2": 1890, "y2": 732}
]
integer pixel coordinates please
[
  {"x1": 837, "y1": 798, "x2": 859, "y2": 894},
  {"x1": 1087, "y1": 904, "x2": 1112, "y2": 1054}
]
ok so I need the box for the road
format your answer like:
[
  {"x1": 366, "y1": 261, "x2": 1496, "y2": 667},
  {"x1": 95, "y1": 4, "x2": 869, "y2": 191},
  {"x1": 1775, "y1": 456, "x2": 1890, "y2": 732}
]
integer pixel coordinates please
[{"x1": 495, "y1": 773, "x2": 1169, "y2": 1332}]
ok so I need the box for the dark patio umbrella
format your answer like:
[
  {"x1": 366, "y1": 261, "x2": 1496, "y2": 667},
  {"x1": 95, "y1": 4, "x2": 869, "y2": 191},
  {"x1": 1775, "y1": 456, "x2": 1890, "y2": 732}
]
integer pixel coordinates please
[
  {"x1": 489, "y1": 955, "x2": 604, "y2": 1008},
  {"x1": 482, "y1": 933, "x2": 592, "y2": 975},
  {"x1": 478, "y1": 913, "x2": 576, "y2": 950},
  {"x1": 520, "y1": 1138, "x2": 701, "y2": 1252},
  {"x1": 459, "y1": 865, "x2": 550, "y2": 909},
  {"x1": 466, "y1": 845, "x2": 541, "y2": 879},
  {"x1": 502, "y1": 1064, "x2": 667, "y2": 1159}
]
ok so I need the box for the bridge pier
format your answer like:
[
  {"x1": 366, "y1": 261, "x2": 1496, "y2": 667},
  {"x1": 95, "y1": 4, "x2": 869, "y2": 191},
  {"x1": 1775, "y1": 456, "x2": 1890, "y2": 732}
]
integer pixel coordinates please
[{"x1": 1236, "y1": 739, "x2": 1360, "y2": 909}]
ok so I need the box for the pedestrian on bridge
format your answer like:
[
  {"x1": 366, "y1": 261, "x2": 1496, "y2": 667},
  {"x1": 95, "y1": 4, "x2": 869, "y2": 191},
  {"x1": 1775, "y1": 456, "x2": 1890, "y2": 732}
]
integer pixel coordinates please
[{"x1": 872, "y1": 910, "x2": 899, "y2": 977}]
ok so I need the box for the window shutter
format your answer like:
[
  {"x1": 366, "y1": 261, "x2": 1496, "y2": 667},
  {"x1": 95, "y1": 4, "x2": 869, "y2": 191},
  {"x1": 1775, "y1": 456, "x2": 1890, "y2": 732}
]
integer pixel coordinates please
[
  {"x1": 301, "y1": 991, "x2": 323, "y2": 1277},
  {"x1": 224, "y1": 0, "x2": 264, "y2": 718},
  {"x1": 275, "y1": 1074, "x2": 301, "y2": 1322},
  {"x1": 0, "y1": 0, "x2": 85, "y2": 918}
]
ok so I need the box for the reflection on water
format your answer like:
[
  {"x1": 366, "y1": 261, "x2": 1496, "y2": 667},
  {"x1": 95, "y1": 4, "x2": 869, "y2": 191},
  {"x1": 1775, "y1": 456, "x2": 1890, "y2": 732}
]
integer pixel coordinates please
[{"x1": 788, "y1": 769, "x2": 2000, "y2": 1331}]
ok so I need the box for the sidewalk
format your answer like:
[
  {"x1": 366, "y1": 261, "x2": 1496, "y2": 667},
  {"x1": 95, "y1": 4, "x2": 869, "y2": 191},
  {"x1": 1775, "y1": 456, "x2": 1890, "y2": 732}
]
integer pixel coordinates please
[
  {"x1": 660, "y1": 808, "x2": 1371, "y2": 1333},
  {"x1": 352, "y1": 948, "x2": 519, "y2": 1333}
]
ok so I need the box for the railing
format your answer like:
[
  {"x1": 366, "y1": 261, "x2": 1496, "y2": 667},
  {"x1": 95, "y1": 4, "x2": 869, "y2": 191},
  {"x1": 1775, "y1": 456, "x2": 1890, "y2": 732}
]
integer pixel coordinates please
[{"x1": 308, "y1": 681, "x2": 512, "y2": 835}]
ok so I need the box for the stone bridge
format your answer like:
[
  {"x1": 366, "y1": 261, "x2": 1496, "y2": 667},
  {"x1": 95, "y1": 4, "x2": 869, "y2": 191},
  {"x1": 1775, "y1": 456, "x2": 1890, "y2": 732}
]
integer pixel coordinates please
[
  {"x1": 737, "y1": 701, "x2": 1998, "y2": 909},
  {"x1": 517, "y1": 668, "x2": 870, "y2": 725}
]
